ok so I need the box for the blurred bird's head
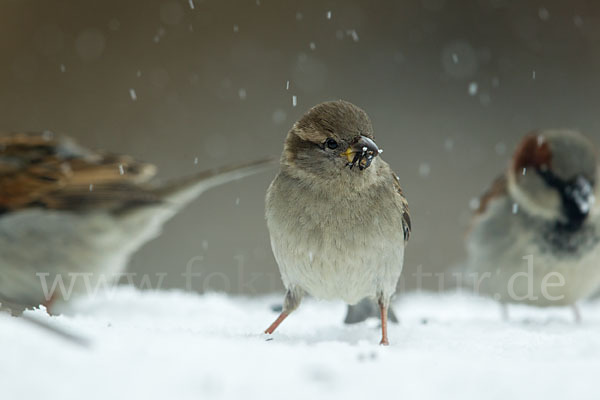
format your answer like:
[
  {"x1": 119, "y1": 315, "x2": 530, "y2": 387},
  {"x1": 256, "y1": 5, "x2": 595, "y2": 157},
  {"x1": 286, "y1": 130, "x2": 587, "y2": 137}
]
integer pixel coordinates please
[
  {"x1": 282, "y1": 100, "x2": 381, "y2": 179},
  {"x1": 508, "y1": 130, "x2": 598, "y2": 231}
]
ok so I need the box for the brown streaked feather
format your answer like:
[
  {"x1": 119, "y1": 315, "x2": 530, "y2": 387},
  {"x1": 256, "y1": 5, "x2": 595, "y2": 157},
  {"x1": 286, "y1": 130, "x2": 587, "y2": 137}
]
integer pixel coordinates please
[
  {"x1": 475, "y1": 174, "x2": 508, "y2": 215},
  {"x1": 512, "y1": 132, "x2": 552, "y2": 173},
  {"x1": 464, "y1": 174, "x2": 509, "y2": 238},
  {"x1": 392, "y1": 172, "x2": 411, "y2": 242},
  {"x1": 0, "y1": 133, "x2": 158, "y2": 212}
]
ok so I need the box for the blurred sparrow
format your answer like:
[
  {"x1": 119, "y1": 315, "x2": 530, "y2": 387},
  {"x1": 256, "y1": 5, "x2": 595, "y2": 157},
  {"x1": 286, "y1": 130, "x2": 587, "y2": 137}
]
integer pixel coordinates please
[
  {"x1": 0, "y1": 132, "x2": 273, "y2": 315},
  {"x1": 264, "y1": 100, "x2": 411, "y2": 345},
  {"x1": 466, "y1": 130, "x2": 599, "y2": 321}
]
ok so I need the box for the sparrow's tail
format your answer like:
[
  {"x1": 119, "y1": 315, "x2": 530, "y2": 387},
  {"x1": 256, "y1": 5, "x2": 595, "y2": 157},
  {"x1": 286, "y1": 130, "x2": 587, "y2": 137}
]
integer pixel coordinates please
[
  {"x1": 153, "y1": 157, "x2": 276, "y2": 208},
  {"x1": 115, "y1": 157, "x2": 275, "y2": 255},
  {"x1": 344, "y1": 298, "x2": 399, "y2": 325}
]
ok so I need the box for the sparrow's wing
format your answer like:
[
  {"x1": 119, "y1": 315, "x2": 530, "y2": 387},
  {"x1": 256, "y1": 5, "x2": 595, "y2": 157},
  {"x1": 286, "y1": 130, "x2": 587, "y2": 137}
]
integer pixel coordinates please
[
  {"x1": 475, "y1": 174, "x2": 508, "y2": 215},
  {"x1": 343, "y1": 171, "x2": 409, "y2": 325},
  {"x1": 465, "y1": 174, "x2": 508, "y2": 237},
  {"x1": 0, "y1": 133, "x2": 159, "y2": 213},
  {"x1": 392, "y1": 172, "x2": 411, "y2": 242}
]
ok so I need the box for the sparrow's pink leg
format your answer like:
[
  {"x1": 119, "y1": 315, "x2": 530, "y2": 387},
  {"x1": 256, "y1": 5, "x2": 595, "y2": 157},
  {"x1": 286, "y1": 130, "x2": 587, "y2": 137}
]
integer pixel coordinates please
[
  {"x1": 264, "y1": 312, "x2": 289, "y2": 334},
  {"x1": 379, "y1": 299, "x2": 389, "y2": 346},
  {"x1": 265, "y1": 288, "x2": 302, "y2": 335}
]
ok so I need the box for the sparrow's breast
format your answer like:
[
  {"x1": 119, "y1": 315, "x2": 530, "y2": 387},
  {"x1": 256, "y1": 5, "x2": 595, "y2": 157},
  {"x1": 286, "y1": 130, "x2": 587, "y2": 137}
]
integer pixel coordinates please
[
  {"x1": 467, "y1": 198, "x2": 600, "y2": 305},
  {"x1": 266, "y1": 171, "x2": 406, "y2": 304}
]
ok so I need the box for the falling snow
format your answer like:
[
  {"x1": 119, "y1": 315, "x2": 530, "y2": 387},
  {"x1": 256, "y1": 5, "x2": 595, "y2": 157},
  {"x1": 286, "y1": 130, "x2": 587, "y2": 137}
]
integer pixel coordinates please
[
  {"x1": 153, "y1": 27, "x2": 166, "y2": 43},
  {"x1": 444, "y1": 138, "x2": 454, "y2": 151},
  {"x1": 272, "y1": 109, "x2": 287, "y2": 124},
  {"x1": 468, "y1": 82, "x2": 478, "y2": 96},
  {"x1": 495, "y1": 142, "x2": 507, "y2": 156},
  {"x1": 348, "y1": 30, "x2": 359, "y2": 42},
  {"x1": 418, "y1": 163, "x2": 431, "y2": 177},
  {"x1": 469, "y1": 197, "x2": 481, "y2": 211}
]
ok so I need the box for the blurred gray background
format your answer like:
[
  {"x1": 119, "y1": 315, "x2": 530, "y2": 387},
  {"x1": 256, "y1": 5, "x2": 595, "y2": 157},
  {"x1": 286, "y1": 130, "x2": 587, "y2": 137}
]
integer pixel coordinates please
[{"x1": 1, "y1": 0, "x2": 600, "y2": 294}]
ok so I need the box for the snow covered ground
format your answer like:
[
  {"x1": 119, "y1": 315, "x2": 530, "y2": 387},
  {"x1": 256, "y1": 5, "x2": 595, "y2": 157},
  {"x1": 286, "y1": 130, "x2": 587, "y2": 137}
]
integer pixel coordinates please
[{"x1": 2, "y1": 287, "x2": 600, "y2": 400}]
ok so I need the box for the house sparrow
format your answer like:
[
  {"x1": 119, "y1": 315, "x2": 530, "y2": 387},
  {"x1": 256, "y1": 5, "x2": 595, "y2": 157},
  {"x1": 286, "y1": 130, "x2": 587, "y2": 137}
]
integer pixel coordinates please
[
  {"x1": 0, "y1": 132, "x2": 274, "y2": 315},
  {"x1": 466, "y1": 130, "x2": 600, "y2": 321},
  {"x1": 264, "y1": 100, "x2": 411, "y2": 345}
]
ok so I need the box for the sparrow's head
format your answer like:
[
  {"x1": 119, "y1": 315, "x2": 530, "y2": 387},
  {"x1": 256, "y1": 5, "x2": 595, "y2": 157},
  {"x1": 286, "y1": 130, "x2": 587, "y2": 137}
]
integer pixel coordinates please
[
  {"x1": 508, "y1": 130, "x2": 598, "y2": 230},
  {"x1": 282, "y1": 100, "x2": 381, "y2": 178}
]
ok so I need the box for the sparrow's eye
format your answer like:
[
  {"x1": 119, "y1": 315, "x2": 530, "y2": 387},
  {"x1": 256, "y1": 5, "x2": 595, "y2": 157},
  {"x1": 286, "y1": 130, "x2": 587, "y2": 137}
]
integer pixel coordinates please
[{"x1": 325, "y1": 138, "x2": 338, "y2": 149}]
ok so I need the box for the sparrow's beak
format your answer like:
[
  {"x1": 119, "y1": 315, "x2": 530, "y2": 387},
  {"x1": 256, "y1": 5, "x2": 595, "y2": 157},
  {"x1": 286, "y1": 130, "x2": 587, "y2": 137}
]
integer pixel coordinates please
[
  {"x1": 563, "y1": 175, "x2": 595, "y2": 219},
  {"x1": 343, "y1": 136, "x2": 381, "y2": 170}
]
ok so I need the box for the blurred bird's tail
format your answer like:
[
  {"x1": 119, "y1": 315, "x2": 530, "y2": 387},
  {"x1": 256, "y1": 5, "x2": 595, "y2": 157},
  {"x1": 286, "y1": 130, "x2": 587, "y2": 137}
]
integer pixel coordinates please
[
  {"x1": 115, "y1": 157, "x2": 275, "y2": 246},
  {"x1": 154, "y1": 157, "x2": 276, "y2": 209}
]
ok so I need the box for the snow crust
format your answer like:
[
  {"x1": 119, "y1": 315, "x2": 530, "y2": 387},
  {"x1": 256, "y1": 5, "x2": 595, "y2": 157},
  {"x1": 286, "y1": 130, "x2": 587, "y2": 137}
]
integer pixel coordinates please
[{"x1": 2, "y1": 287, "x2": 599, "y2": 400}]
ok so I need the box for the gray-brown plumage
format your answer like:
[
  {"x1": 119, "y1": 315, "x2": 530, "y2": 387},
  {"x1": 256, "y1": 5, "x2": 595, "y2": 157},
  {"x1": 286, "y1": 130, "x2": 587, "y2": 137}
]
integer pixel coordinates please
[
  {"x1": 466, "y1": 130, "x2": 600, "y2": 321},
  {"x1": 0, "y1": 132, "x2": 274, "y2": 315},
  {"x1": 264, "y1": 100, "x2": 410, "y2": 345}
]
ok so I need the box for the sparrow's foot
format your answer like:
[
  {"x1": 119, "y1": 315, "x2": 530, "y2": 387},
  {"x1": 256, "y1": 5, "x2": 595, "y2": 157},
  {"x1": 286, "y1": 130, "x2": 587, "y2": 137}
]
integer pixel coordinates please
[{"x1": 264, "y1": 312, "x2": 289, "y2": 334}]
